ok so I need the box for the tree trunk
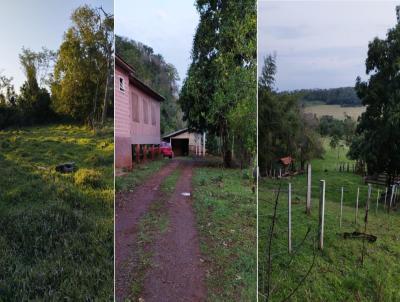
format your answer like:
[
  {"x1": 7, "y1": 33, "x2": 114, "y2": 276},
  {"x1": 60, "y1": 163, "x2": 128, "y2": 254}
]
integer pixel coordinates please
[
  {"x1": 91, "y1": 79, "x2": 99, "y2": 130},
  {"x1": 221, "y1": 126, "x2": 232, "y2": 168},
  {"x1": 101, "y1": 52, "x2": 111, "y2": 125},
  {"x1": 101, "y1": 65, "x2": 110, "y2": 125}
]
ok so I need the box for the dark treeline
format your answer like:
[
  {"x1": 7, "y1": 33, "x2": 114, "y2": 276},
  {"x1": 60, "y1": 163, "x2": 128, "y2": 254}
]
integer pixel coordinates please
[
  {"x1": 0, "y1": 5, "x2": 114, "y2": 130},
  {"x1": 115, "y1": 35, "x2": 184, "y2": 135},
  {"x1": 283, "y1": 87, "x2": 361, "y2": 107}
]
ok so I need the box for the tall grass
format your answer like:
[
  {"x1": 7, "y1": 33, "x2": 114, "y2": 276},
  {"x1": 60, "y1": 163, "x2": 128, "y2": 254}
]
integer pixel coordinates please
[{"x1": 0, "y1": 123, "x2": 113, "y2": 300}]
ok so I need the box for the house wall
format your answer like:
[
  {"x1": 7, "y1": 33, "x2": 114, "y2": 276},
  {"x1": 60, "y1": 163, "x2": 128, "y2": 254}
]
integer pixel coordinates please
[
  {"x1": 115, "y1": 65, "x2": 161, "y2": 168},
  {"x1": 130, "y1": 84, "x2": 160, "y2": 145},
  {"x1": 115, "y1": 65, "x2": 132, "y2": 168}
]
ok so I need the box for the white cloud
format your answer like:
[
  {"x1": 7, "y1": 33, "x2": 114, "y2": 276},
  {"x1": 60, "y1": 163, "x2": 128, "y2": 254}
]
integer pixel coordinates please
[{"x1": 258, "y1": 0, "x2": 397, "y2": 90}]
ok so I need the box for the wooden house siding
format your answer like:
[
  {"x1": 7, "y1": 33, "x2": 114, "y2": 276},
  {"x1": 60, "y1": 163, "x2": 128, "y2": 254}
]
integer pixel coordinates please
[{"x1": 115, "y1": 57, "x2": 163, "y2": 169}]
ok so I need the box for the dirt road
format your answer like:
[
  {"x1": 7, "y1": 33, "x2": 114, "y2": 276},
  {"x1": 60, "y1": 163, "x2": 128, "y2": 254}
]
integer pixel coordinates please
[{"x1": 115, "y1": 159, "x2": 206, "y2": 301}]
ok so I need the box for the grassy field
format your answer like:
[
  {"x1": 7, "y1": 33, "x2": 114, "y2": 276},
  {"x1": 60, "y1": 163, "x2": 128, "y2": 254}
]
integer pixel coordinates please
[
  {"x1": 193, "y1": 163, "x2": 257, "y2": 301},
  {"x1": 0, "y1": 123, "x2": 113, "y2": 300},
  {"x1": 304, "y1": 104, "x2": 365, "y2": 120},
  {"x1": 258, "y1": 140, "x2": 400, "y2": 301}
]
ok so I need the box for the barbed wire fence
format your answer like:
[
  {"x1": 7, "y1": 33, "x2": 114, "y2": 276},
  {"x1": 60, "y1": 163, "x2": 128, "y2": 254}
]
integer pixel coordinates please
[{"x1": 259, "y1": 164, "x2": 400, "y2": 301}]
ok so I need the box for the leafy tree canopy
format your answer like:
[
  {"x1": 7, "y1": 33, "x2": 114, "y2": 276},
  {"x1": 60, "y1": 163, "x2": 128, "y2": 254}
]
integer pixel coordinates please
[
  {"x1": 179, "y1": 0, "x2": 256, "y2": 167},
  {"x1": 349, "y1": 23, "x2": 400, "y2": 182}
]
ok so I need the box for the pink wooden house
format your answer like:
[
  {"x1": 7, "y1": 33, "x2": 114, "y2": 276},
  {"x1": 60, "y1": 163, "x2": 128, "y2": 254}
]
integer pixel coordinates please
[{"x1": 115, "y1": 54, "x2": 164, "y2": 169}]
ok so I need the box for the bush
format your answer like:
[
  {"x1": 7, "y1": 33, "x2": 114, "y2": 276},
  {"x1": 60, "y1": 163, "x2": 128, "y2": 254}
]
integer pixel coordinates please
[{"x1": 74, "y1": 169, "x2": 102, "y2": 188}]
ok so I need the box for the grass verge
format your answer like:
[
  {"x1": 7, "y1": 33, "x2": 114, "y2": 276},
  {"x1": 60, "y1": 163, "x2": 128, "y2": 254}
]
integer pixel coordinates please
[
  {"x1": 115, "y1": 159, "x2": 170, "y2": 192},
  {"x1": 192, "y1": 165, "x2": 257, "y2": 301}
]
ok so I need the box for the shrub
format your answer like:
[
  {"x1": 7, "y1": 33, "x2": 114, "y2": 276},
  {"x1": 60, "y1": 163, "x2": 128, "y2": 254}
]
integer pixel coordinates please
[{"x1": 74, "y1": 169, "x2": 102, "y2": 188}]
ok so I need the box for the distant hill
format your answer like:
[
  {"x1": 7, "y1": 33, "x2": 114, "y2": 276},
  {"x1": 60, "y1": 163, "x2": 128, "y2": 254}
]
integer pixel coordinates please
[{"x1": 281, "y1": 87, "x2": 361, "y2": 107}]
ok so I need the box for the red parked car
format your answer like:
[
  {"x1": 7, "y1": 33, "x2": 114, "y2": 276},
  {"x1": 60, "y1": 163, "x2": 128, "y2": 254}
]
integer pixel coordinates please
[{"x1": 160, "y1": 142, "x2": 174, "y2": 158}]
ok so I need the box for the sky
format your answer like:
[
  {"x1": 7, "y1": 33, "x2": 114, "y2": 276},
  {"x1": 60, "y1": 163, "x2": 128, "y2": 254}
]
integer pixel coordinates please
[
  {"x1": 258, "y1": 0, "x2": 398, "y2": 91},
  {"x1": 0, "y1": 0, "x2": 113, "y2": 90},
  {"x1": 115, "y1": 0, "x2": 199, "y2": 88}
]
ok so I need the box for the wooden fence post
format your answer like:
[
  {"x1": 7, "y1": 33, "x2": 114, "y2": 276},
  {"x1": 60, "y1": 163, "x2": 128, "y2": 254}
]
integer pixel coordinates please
[
  {"x1": 319, "y1": 180, "x2": 326, "y2": 250},
  {"x1": 340, "y1": 186, "x2": 344, "y2": 229},
  {"x1": 389, "y1": 185, "x2": 395, "y2": 212},
  {"x1": 376, "y1": 189, "x2": 380, "y2": 214},
  {"x1": 384, "y1": 187, "x2": 388, "y2": 209},
  {"x1": 367, "y1": 184, "x2": 372, "y2": 210},
  {"x1": 355, "y1": 187, "x2": 360, "y2": 224},
  {"x1": 306, "y1": 163, "x2": 311, "y2": 215},
  {"x1": 288, "y1": 183, "x2": 292, "y2": 253}
]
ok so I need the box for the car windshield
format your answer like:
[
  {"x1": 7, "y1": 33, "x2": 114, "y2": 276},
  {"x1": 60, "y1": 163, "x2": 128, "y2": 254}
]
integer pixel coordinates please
[{"x1": 160, "y1": 142, "x2": 171, "y2": 147}]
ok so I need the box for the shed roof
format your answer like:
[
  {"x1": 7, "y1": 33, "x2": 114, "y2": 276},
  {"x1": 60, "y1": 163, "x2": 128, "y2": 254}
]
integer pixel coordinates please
[
  {"x1": 162, "y1": 128, "x2": 189, "y2": 139},
  {"x1": 115, "y1": 54, "x2": 165, "y2": 102}
]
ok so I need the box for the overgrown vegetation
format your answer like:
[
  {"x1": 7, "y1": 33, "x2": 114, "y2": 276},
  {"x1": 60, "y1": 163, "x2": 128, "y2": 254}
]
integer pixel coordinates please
[
  {"x1": 192, "y1": 164, "x2": 256, "y2": 301},
  {"x1": 259, "y1": 140, "x2": 400, "y2": 301},
  {"x1": 0, "y1": 123, "x2": 113, "y2": 300}
]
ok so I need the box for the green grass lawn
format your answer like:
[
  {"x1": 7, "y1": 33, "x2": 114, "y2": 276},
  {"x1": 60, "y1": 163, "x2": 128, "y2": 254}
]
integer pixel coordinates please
[
  {"x1": 258, "y1": 139, "x2": 400, "y2": 301},
  {"x1": 0, "y1": 123, "x2": 113, "y2": 300},
  {"x1": 193, "y1": 163, "x2": 257, "y2": 301}
]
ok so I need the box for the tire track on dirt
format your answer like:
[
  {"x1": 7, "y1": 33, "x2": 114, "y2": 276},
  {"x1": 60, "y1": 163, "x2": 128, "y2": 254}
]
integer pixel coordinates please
[
  {"x1": 115, "y1": 160, "x2": 180, "y2": 301},
  {"x1": 141, "y1": 160, "x2": 206, "y2": 302}
]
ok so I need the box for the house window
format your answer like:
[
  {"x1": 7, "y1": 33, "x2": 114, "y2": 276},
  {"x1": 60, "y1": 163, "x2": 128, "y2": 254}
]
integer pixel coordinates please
[
  {"x1": 131, "y1": 93, "x2": 139, "y2": 122},
  {"x1": 151, "y1": 103, "x2": 156, "y2": 126},
  {"x1": 143, "y1": 99, "x2": 149, "y2": 124},
  {"x1": 119, "y1": 77, "x2": 125, "y2": 92}
]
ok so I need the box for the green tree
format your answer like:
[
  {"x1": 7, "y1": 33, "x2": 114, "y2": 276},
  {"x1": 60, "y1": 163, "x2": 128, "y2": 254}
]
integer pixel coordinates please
[
  {"x1": 18, "y1": 48, "x2": 54, "y2": 123},
  {"x1": 0, "y1": 74, "x2": 15, "y2": 106},
  {"x1": 349, "y1": 23, "x2": 400, "y2": 184},
  {"x1": 51, "y1": 5, "x2": 113, "y2": 126},
  {"x1": 179, "y1": 0, "x2": 256, "y2": 167},
  {"x1": 258, "y1": 54, "x2": 323, "y2": 174}
]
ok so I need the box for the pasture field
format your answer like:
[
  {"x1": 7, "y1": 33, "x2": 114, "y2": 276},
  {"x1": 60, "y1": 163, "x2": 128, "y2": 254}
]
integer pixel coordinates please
[
  {"x1": 258, "y1": 140, "x2": 400, "y2": 301},
  {"x1": 304, "y1": 104, "x2": 365, "y2": 120},
  {"x1": 0, "y1": 123, "x2": 113, "y2": 300}
]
